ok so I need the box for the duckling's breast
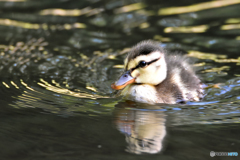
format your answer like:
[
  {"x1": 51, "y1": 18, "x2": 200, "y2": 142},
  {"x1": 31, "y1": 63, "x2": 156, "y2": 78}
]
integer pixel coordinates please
[{"x1": 120, "y1": 84, "x2": 163, "y2": 104}]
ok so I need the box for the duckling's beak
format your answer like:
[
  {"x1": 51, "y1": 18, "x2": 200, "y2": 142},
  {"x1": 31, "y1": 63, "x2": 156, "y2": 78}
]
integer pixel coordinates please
[{"x1": 111, "y1": 70, "x2": 135, "y2": 90}]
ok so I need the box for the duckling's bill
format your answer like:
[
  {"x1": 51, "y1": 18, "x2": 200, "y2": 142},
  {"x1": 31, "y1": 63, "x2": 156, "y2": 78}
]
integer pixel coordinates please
[{"x1": 111, "y1": 71, "x2": 135, "y2": 90}]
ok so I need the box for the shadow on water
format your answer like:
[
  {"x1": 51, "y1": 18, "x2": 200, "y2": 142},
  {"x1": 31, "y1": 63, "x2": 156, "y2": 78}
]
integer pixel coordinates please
[{"x1": 0, "y1": 0, "x2": 240, "y2": 159}]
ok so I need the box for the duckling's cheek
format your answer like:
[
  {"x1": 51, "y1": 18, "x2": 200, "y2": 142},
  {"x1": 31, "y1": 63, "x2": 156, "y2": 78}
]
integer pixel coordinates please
[
  {"x1": 131, "y1": 69, "x2": 140, "y2": 78},
  {"x1": 131, "y1": 70, "x2": 142, "y2": 83}
]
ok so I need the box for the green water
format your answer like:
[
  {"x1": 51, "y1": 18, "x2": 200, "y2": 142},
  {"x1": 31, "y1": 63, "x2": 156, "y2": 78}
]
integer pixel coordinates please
[{"x1": 0, "y1": 0, "x2": 239, "y2": 159}]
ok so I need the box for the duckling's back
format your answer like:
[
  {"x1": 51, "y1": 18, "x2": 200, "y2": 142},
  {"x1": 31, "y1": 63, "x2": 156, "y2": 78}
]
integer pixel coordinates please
[{"x1": 155, "y1": 54, "x2": 204, "y2": 104}]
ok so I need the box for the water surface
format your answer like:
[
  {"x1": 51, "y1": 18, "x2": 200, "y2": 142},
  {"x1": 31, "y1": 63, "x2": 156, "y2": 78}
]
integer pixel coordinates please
[{"x1": 0, "y1": 0, "x2": 240, "y2": 159}]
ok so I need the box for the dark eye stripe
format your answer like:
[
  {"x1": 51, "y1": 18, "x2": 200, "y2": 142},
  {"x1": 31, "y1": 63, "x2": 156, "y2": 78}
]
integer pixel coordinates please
[{"x1": 130, "y1": 58, "x2": 160, "y2": 72}]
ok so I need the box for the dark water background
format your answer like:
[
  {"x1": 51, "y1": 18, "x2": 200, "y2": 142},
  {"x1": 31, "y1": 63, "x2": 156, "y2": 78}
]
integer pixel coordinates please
[{"x1": 0, "y1": 0, "x2": 240, "y2": 159}]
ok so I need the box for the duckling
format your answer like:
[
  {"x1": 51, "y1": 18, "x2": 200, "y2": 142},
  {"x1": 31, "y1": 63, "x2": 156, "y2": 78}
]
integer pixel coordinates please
[{"x1": 111, "y1": 40, "x2": 204, "y2": 104}]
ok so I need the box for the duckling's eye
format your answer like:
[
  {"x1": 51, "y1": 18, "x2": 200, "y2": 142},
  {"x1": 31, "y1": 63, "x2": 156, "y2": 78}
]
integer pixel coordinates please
[{"x1": 138, "y1": 61, "x2": 147, "y2": 68}]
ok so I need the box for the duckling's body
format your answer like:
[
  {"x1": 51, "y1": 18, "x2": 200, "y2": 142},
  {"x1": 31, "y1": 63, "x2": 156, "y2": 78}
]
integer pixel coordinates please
[{"x1": 111, "y1": 40, "x2": 204, "y2": 104}]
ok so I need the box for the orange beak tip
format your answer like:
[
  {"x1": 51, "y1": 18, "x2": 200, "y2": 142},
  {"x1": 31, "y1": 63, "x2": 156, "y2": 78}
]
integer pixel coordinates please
[
  {"x1": 111, "y1": 83, "x2": 117, "y2": 90},
  {"x1": 111, "y1": 78, "x2": 135, "y2": 90},
  {"x1": 111, "y1": 83, "x2": 123, "y2": 90},
  {"x1": 111, "y1": 71, "x2": 135, "y2": 90}
]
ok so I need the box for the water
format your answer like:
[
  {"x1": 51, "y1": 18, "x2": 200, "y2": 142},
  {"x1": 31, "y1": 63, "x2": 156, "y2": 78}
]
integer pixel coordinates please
[{"x1": 0, "y1": 0, "x2": 240, "y2": 159}]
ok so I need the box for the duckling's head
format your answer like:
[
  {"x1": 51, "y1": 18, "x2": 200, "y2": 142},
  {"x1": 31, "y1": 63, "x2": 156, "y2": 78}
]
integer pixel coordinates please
[{"x1": 111, "y1": 40, "x2": 167, "y2": 90}]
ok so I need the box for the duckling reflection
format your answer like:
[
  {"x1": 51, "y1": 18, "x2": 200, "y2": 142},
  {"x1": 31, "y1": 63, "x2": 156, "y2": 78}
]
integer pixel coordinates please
[{"x1": 113, "y1": 102, "x2": 166, "y2": 154}]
